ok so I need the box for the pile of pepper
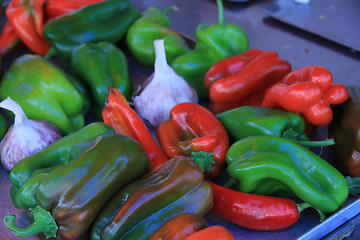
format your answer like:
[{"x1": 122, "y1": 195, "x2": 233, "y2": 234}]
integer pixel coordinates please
[{"x1": 0, "y1": 0, "x2": 357, "y2": 239}]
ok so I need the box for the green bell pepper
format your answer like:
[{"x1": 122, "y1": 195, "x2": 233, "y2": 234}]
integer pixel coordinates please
[
  {"x1": 126, "y1": 6, "x2": 190, "y2": 66},
  {"x1": 5, "y1": 133, "x2": 151, "y2": 239},
  {"x1": 71, "y1": 41, "x2": 133, "y2": 119},
  {"x1": 91, "y1": 157, "x2": 213, "y2": 240},
  {"x1": 226, "y1": 135, "x2": 349, "y2": 214},
  {"x1": 0, "y1": 54, "x2": 90, "y2": 135},
  {"x1": 171, "y1": 0, "x2": 248, "y2": 99},
  {"x1": 43, "y1": 0, "x2": 140, "y2": 65},
  {"x1": 9, "y1": 122, "x2": 115, "y2": 209}
]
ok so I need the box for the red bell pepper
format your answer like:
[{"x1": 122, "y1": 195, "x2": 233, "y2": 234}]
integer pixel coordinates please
[
  {"x1": 183, "y1": 225, "x2": 234, "y2": 240},
  {"x1": 0, "y1": 22, "x2": 22, "y2": 57},
  {"x1": 207, "y1": 181, "x2": 311, "y2": 231},
  {"x1": 156, "y1": 102, "x2": 229, "y2": 179},
  {"x1": 44, "y1": 0, "x2": 106, "y2": 21},
  {"x1": 5, "y1": 0, "x2": 50, "y2": 55},
  {"x1": 261, "y1": 65, "x2": 349, "y2": 126},
  {"x1": 102, "y1": 86, "x2": 168, "y2": 170},
  {"x1": 205, "y1": 49, "x2": 292, "y2": 114}
]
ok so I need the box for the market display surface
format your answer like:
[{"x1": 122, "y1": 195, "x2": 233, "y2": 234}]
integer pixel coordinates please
[{"x1": 0, "y1": 0, "x2": 359, "y2": 239}]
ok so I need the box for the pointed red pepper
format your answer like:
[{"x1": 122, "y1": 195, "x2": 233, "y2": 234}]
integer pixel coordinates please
[
  {"x1": 102, "y1": 86, "x2": 168, "y2": 170},
  {"x1": 6, "y1": 0, "x2": 50, "y2": 55},
  {"x1": 261, "y1": 65, "x2": 349, "y2": 126},
  {"x1": 156, "y1": 102, "x2": 229, "y2": 179}
]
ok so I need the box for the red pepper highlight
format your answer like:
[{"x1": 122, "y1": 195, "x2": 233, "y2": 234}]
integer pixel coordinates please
[
  {"x1": 102, "y1": 86, "x2": 168, "y2": 170},
  {"x1": 6, "y1": 0, "x2": 50, "y2": 55},
  {"x1": 261, "y1": 65, "x2": 349, "y2": 126},
  {"x1": 205, "y1": 49, "x2": 291, "y2": 114},
  {"x1": 157, "y1": 102, "x2": 229, "y2": 179},
  {"x1": 208, "y1": 181, "x2": 300, "y2": 231}
]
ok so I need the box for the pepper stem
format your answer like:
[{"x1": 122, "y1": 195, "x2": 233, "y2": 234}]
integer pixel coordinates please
[
  {"x1": 216, "y1": 0, "x2": 225, "y2": 25},
  {"x1": 191, "y1": 151, "x2": 216, "y2": 173},
  {"x1": 4, "y1": 206, "x2": 58, "y2": 239},
  {"x1": 223, "y1": 178, "x2": 237, "y2": 188},
  {"x1": 297, "y1": 202, "x2": 326, "y2": 222},
  {"x1": 292, "y1": 138, "x2": 335, "y2": 147}
]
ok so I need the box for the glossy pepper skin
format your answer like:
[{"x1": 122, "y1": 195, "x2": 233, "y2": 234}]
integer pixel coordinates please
[
  {"x1": 6, "y1": 133, "x2": 151, "y2": 239},
  {"x1": 329, "y1": 86, "x2": 360, "y2": 177},
  {"x1": 171, "y1": 0, "x2": 248, "y2": 99},
  {"x1": 157, "y1": 102, "x2": 229, "y2": 179},
  {"x1": 216, "y1": 106, "x2": 308, "y2": 143},
  {"x1": 102, "y1": 86, "x2": 168, "y2": 170},
  {"x1": 91, "y1": 157, "x2": 213, "y2": 240},
  {"x1": 5, "y1": 0, "x2": 50, "y2": 55},
  {"x1": 9, "y1": 122, "x2": 115, "y2": 209},
  {"x1": 226, "y1": 135, "x2": 349, "y2": 213},
  {"x1": 43, "y1": 0, "x2": 140, "y2": 65},
  {"x1": 0, "y1": 54, "x2": 90, "y2": 135},
  {"x1": 126, "y1": 6, "x2": 190, "y2": 66},
  {"x1": 262, "y1": 65, "x2": 349, "y2": 126},
  {"x1": 0, "y1": 22, "x2": 22, "y2": 57},
  {"x1": 45, "y1": 0, "x2": 106, "y2": 21},
  {"x1": 205, "y1": 49, "x2": 292, "y2": 114},
  {"x1": 208, "y1": 181, "x2": 300, "y2": 231},
  {"x1": 148, "y1": 213, "x2": 208, "y2": 240},
  {"x1": 71, "y1": 41, "x2": 133, "y2": 119}
]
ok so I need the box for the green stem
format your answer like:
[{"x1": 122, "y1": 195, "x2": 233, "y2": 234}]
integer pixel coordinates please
[
  {"x1": 44, "y1": 47, "x2": 56, "y2": 59},
  {"x1": 3, "y1": 206, "x2": 58, "y2": 239},
  {"x1": 297, "y1": 202, "x2": 326, "y2": 222},
  {"x1": 216, "y1": 0, "x2": 225, "y2": 25},
  {"x1": 292, "y1": 138, "x2": 335, "y2": 147},
  {"x1": 223, "y1": 178, "x2": 237, "y2": 188}
]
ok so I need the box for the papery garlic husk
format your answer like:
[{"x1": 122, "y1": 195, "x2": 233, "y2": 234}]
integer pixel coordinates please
[
  {"x1": 0, "y1": 97, "x2": 62, "y2": 170},
  {"x1": 133, "y1": 39, "x2": 198, "y2": 127}
]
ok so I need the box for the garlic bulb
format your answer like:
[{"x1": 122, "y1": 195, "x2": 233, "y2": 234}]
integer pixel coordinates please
[
  {"x1": 133, "y1": 39, "x2": 198, "y2": 127},
  {"x1": 0, "y1": 97, "x2": 62, "y2": 170}
]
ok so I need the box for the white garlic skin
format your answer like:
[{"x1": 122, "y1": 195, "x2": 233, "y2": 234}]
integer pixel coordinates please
[
  {"x1": 0, "y1": 119, "x2": 61, "y2": 171},
  {"x1": 133, "y1": 39, "x2": 198, "y2": 127}
]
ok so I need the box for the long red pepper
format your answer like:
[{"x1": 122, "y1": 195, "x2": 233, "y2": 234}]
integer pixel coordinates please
[
  {"x1": 0, "y1": 22, "x2": 22, "y2": 57},
  {"x1": 6, "y1": 0, "x2": 50, "y2": 55},
  {"x1": 207, "y1": 181, "x2": 310, "y2": 231},
  {"x1": 45, "y1": 0, "x2": 106, "y2": 21},
  {"x1": 102, "y1": 87, "x2": 168, "y2": 170}
]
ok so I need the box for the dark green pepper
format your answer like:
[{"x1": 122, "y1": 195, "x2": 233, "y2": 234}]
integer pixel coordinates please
[
  {"x1": 171, "y1": 0, "x2": 248, "y2": 99},
  {"x1": 5, "y1": 133, "x2": 151, "y2": 239},
  {"x1": 126, "y1": 6, "x2": 190, "y2": 66},
  {"x1": 43, "y1": 0, "x2": 140, "y2": 65},
  {"x1": 9, "y1": 122, "x2": 115, "y2": 209},
  {"x1": 226, "y1": 135, "x2": 348, "y2": 214},
  {"x1": 0, "y1": 54, "x2": 90, "y2": 135},
  {"x1": 91, "y1": 157, "x2": 213, "y2": 240},
  {"x1": 71, "y1": 41, "x2": 133, "y2": 119},
  {"x1": 0, "y1": 113, "x2": 8, "y2": 140}
]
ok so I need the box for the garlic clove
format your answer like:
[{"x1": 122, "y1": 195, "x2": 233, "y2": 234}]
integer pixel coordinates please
[
  {"x1": 0, "y1": 97, "x2": 62, "y2": 170},
  {"x1": 133, "y1": 39, "x2": 198, "y2": 127}
]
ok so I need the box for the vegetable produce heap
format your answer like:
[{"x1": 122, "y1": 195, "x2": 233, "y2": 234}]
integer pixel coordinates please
[{"x1": 0, "y1": 0, "x2": 358, "y2": 239}]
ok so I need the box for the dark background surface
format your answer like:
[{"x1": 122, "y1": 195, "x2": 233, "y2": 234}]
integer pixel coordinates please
[{"x1": 0, "y1": 0, "x2": 359, "y2": 239}]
